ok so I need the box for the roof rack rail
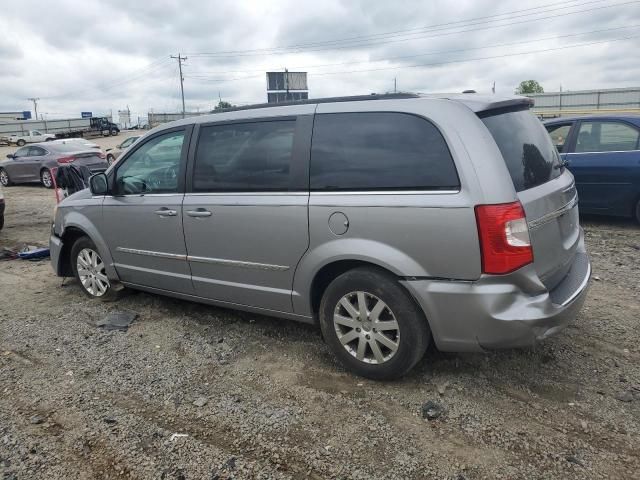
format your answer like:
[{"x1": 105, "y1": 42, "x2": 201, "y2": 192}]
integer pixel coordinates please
[{"x1": 210, "y1": 92, "x2": 421, "y2": 114}]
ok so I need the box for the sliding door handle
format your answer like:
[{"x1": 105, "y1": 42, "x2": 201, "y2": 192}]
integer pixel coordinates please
[{"x1": 186, "y1": 208, "x2": 212, "y2": 218}]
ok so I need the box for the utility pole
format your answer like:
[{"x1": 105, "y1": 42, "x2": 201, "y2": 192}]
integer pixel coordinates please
[
  {"x1": 28, "y1": 97, "x2": 39, "y2": 119},
  {"x1": 394, "y1": 77, "x2": 397, "y2": 93},
  {"x1": 171, "y1": 54, "x2": 187, "y2": 118}
]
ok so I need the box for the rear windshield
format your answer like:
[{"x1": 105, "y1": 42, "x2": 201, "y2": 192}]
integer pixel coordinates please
[
  {"x1": 49, "y1": 143, "x2": 93, "y2": 153},
  {"x1": 481, "y1": 109, "x2": 562, "y2": 192}
]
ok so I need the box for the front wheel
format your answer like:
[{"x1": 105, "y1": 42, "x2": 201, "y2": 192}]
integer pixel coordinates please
[
  {"x1": 319, "y1": 267, "x2": 430, "y2": 380},
  {"x1": 16, "y1": 139, "x2": 26, "y2": 146},
  {"x1": 40, "y1": 169, "x2": 53, "y2": 188},
  {"x1": 70, "y1": 237, "x2": 116, "y2": 300},
  {"x1": 110, "y1": 129, "x2": 118, "y2": 136}
]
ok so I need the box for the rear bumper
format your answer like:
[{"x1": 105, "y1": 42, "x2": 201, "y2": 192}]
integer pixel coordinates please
[{"x1": 402, "y1": 234, "x2": 591, "y2": 352}]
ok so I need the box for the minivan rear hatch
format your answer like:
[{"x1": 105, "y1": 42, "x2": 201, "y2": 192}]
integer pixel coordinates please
[{"x1": 481, "y1": 107, "x2": 580, "y2": 290}]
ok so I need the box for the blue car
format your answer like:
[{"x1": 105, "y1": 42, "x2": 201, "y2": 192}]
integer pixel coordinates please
[{"x1": 544, "y1": 116, "x2": 640, "y2": 223}]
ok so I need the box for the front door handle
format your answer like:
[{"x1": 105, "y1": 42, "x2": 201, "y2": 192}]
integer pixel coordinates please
[
  {"x1": 154, "y1": 208, "x2": 177, "y2": 217},
  {"x1": 186, "y1": 208, "x2": 212, "y2": 218}
]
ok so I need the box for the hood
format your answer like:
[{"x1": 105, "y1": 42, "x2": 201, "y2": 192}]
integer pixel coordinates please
[{"x1": 59, "y1": 187, "x2": 92, "y2": 205}]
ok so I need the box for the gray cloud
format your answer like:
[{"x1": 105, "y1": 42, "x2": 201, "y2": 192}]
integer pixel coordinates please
[{"x1": 0, "y1": 0, "x2": 638, "y2": 120}]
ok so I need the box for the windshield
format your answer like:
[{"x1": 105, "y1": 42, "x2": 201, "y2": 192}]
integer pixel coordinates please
[{"x1": 481, "y1": 109, "x2": 562, "y2": 192}]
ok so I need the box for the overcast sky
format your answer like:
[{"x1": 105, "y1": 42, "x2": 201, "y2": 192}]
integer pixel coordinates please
[{"x1": 1, "y1": 0, "x2": 639, "y2": 121}]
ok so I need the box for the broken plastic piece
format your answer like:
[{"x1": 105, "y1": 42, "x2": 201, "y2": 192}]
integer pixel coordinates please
[{"x1": 97, "y1": 311, "x2": 138, "y2": 331}]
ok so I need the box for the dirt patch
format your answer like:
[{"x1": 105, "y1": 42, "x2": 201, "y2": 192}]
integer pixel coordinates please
[{"x1": 1, "y1": 187, "x2": 639, "y2": 479}]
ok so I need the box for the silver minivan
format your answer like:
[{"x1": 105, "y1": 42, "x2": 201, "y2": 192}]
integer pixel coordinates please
[{"x1": 50, "y1": 93, "x2": 591, "y2": 379}]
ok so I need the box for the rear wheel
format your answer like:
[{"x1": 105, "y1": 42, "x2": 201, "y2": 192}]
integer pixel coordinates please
[
  {"x1": 70, "y1": 236, "x2": 116, "y2": 300},
  {"x1": 110, "y1": 129, "x2": 118, "y2": 136},
  {"x1": 40, "y1": 169, "x2": 53, "y2": 188},
  {"x1": 16, "y1": 139, "x2": 26, "y2": 146},
  {"x1": 0, "y1": 168, "x2": 11, "y2": 186},
  {"x1": 319, "y1": 267, "x2": 430, "y2": 380}
]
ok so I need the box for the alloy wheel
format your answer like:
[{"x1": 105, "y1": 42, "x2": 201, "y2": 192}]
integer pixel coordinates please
[
  {"x1": 76, "y1": 248, "x2": 109, "y2": 296},
  {"x1": 333, "y1": 291, "x2": 400, "y2": 364},
  {"x1": 41, "y1": 170, "x2": 52, "y2": 188}
]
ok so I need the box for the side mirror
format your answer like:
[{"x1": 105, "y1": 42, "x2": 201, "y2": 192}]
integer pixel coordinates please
[
  {"x1": 89, "y1": 173, "x2": 109, "y2": 195},
  {"x1": 6, "y1": 154, "x2": 14, "y2": 159}
]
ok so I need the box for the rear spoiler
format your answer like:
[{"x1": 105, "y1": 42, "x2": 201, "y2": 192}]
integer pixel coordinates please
[
  {"x1": 443, "y1": 94, "x2": 534, "y2": 117},
  {"x1": 476, "y1": 98, "x2": 534, "y2": 118}
]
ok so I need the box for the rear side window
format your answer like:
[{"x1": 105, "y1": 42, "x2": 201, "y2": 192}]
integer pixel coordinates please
[
  {"x1": 193, "y1": 120, "x2": 295, "y2": 192},
  {"x1": 575, "y1": 121, "x2": 640, "y2": 153},
  {"x1": 310, "y1": 112, "x2": 459, "y2": 191},
  {"x1": 482, "y1": 110, "x2": 562, "y2": 192}
]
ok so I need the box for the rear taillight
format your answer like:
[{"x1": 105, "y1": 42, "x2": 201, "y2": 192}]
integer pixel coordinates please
[
  {"x1": 98, "y1": 152, "x2": 106, "y2": 159},
  {"x1": 57, "y1": 156, "x2": 75, "y2": 164},
  {"x1": 474, "y1": 201, "x2": 533, "y2": 275}
]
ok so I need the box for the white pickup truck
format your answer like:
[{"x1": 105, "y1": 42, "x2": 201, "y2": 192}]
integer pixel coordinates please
[{"x1": 7, "y1": 130, "x2": 56, "y2": 146}]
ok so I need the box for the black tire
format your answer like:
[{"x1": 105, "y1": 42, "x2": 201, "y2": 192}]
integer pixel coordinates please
[
  {"x1": 16, "y1": 139, "x2": 26, "y2": 146},
  {"x1": 0, "y1": 168, "x2": 12, "y2": 187},
  {"x1": 45, "y1": 137, "x2": 54, "y2": 142},
  {"x1": 70, "y1": 236, "x2": 118, "y2": 301},
  {"x1": 110, "y1": 129, "x2": 118, "y2": 136},
  {"x1": 40, "y1": 168, "x2": 53, "y2": 189},
  {"x1": 0, "y1": 213, "x2": 4, "y2": 231},
  {"x1": 319, "y1": 266, "x2": 430, "y2": 380}
]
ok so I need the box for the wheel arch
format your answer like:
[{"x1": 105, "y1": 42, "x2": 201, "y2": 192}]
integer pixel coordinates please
[
  {"x1": 293, "y1": 239, "x2": 431, "y2": 319},
  {"x1": 58, "y1": 214, "x2": 119, "y2": 280}
]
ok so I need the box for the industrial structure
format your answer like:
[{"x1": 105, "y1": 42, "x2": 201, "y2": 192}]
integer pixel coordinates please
[
  {"x1": 527, "y1": 86, "x2": 640, "y2": 118},
  {"x1": 0, "y1": 111, "x2": 31, "y2": 122},
  {"x1": 266, "y1": 71, "x2": 308, "y2": 103}
]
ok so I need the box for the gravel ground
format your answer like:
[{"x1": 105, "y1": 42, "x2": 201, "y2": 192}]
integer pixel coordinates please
[{"x1": 1, "y1": 175, "x2": 639, "y2": 479}]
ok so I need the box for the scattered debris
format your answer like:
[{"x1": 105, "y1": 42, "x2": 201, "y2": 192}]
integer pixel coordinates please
[
  {"x1": 18, "y1": 246, "x2": 50, "y2": 260},
  {"x1": 593, "y1": 275, "x2": 601, "y2": 281},
  {"x1": 437, "y1": 381, "x2": 449, "y2": 396},
  {"x1": 97, "y1": 311, "x2": 138, "y2": 331},
  {"x1": 169, "y1": 433, "x2": 188, "y2": 441},
  {"x1": 580, "y1": 420, "x2": 588, "y2": 433},
  {"x1": 29, "y1": 414, "x2": 46, "y2": 425},
  {"x1": 193, "y1": 396, "x2": 209, "y2": 407},
  {"x1": 421, "y1": 400, "x2": 444, "y2": 420},
  {"x1": 566, "y1": 455, "x2": 585, "y2": 467},
  {"x1": 615, "y1": 391, "x2": 634, "y2": 403},
  {"x1": 103, "y1": 416, "x2": 117, "y2": 424}
]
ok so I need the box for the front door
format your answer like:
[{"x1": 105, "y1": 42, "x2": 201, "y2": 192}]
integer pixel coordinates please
[
  {"x1": 101, "y1": 127, "x2": 194, "y2": 294},
  {"x1": 567, "y1": 120, "x2": 640, "y2": 214},
  {"x1": 182, "y1": 117, "x2": 311, "y2": 313},
  {"x1": 9, "y1": 147, "x2": 38, "y2": 182}
]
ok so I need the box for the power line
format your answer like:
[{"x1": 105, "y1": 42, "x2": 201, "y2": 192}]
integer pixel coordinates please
[
  {"x1": 186, "y1": 0, "x2": 635, "y2": 58},
  {"x1": 183, "y1": 24, "x2": 640, "y2": 78},
  {"x1": 182, "y1": 33, "x2": 640, "y2": 83},
  {"x1": 42, "y1": 56, "x2": 174, "y2": 100},
  {"x1": 312, "y1": 33, "x2": 640, "y2": 77}
]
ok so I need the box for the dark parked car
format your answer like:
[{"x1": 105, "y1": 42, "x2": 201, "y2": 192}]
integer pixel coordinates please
[
  {"x1": 544, "y1": 116, "x2": 640, "y2": 223},
  {"x1": 0, "y1": 143, "x2": 108, "y2": 188}
]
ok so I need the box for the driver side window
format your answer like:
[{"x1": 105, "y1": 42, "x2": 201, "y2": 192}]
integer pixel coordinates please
[{"x1": 115, "y1": 130, "x2": 185, "y2": 195}]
